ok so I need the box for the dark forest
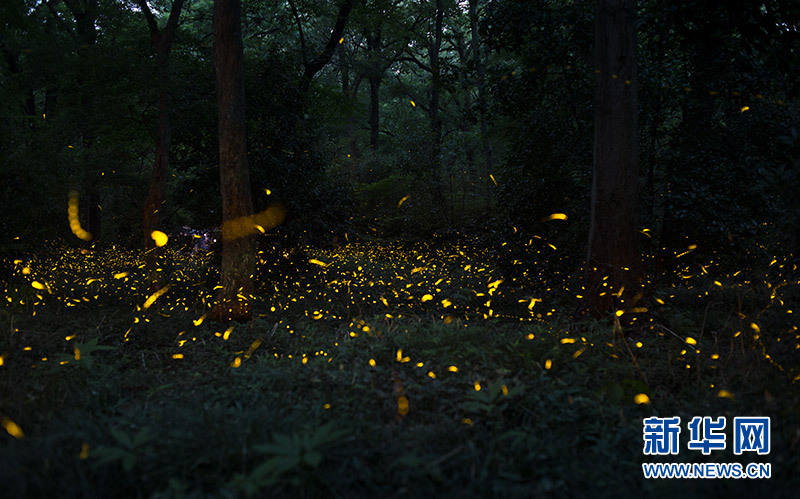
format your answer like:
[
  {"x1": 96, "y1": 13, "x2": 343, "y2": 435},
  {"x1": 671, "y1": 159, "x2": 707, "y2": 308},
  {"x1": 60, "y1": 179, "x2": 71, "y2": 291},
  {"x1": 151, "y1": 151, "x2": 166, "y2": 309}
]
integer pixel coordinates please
[{"x1": 1, "y1": 0, "x2": 798, "y2": 496}]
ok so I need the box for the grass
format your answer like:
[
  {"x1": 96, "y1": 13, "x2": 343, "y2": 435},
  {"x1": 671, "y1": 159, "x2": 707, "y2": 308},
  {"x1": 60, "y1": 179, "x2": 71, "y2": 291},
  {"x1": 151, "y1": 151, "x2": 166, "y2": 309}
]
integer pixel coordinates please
[{"x1": 0, "y1": 239, "x2": 798, "y2": 497}]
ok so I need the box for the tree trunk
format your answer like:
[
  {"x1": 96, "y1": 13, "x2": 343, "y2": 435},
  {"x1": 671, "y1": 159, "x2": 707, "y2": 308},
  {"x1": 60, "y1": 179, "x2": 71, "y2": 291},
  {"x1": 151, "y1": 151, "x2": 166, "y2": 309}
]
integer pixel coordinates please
[
  {"x1": 585, "y1": 0, "x2": 641, "y2": 318},
  {"x1": 64, "y1": 0, "x2": 101, "y2": 247},
  {"x1": 368, "y1": 74, "x2": 381, "y2": 150},
  {"x1": 211, "y1": 0, "x2": 255, "y2": 322},
  {"x1": 429, "y1": 0, "x2": 448, "y2": 224},
  {"x1": 138, "y1": 0, "x2": 184, "y2": 291},
  {"x1": 142, "y1": 54, "x2": 172, "y2": 289},
  {"x1": 469, "y1": 0, "x2": 494, "y2": 213},
  {"x1": 341, "y1": 62, "x2": 361, "y2": 180},
  {"x1": 366, "y1": 30, "x2": 382, "y2": 150}
]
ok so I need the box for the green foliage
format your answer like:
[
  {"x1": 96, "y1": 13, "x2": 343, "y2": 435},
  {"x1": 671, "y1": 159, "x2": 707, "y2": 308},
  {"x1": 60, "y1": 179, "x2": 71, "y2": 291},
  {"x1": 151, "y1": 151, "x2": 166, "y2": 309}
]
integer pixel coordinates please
[
  {"x1": 92, "y1": 425, "x2": 156, "y2": 472},
  {"x1": 232, "y1": 422, "x2": 348, "y2": 495},
  {"x1": 54, "y1": 337, "x2": 115, "y2": 371}
]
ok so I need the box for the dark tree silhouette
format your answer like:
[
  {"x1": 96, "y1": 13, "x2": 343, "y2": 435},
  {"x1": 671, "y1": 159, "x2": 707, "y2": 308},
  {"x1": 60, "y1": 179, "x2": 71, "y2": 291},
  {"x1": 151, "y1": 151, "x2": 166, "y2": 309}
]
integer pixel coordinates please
[
  {"x1": 211, "y1": 0, "x2": 256, "y2": 322},
  {"x1": 586, "y1": 0, "x2": 641, "y2": 317},
  {"x1": 137, "y1": 0, "x2": 185, "y2": 291}
]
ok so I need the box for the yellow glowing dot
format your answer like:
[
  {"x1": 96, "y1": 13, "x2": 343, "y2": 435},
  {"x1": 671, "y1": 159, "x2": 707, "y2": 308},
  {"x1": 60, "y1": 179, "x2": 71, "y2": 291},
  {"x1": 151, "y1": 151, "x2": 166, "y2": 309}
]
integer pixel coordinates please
[
  {"x1": 73, "y1": 347, "x2": 81, "y2": 361},
  {"x1": 474, "y1": 381, "x2": 481, "y2": 391},
  {"x1": 410, "y1": 100, "x2": 416, "y2": 107},
  {"x1": 526, "y1": 333, "x2": 534, "y2": 340},
  {"x1": 397, "y1": 396, "x2": 409, "y2": 415},
  {"x1": 302, "y1": 357, "x2": 308, "y2": 364},
  {"x1": 461, "y1": 418, "x2": 473, "y2": 426},
  {"x1": 635, "y1": 341, "x2": 643, "y2": 348},
  {"x1": 421, "y1": 294, "x2": 433, "y2": 302},
  {"x1": 172, "y1": 353, "x2": 184, "y2": 359},
  {"x1": 717, "y1": 389, "x2": 734, "y2": 399},
  {"x1": 615, "y1": 310, "x2": 624, "y2": 317},
  {"x1": 740, "y1": 106, "x2": 749, "y2": 112},
  {"x1": 634, "y1": 393, "x2": 651, "y2": 405},
  {"x1": 710, "y1": 353, "x2": 719, "y2": 360},
  {"x1": 338, "y1": 37, "x2": 344, "y2": 44},
  {"x1": 2, "y1": 418, "x2": 24, "y2": 439},
  {"x1": 398, "y1": 195, "x2": 409, "y2": 207},
  {"x1": 750, "y1": 322, "x2": 760, "y2": 333},
  {"x1": 230, "y1": 357, "x2": 241, "y2": 368},
  {"x1": 542, "y1": 213, "x2": 568, "y2": 221},
  {"x1": 501, "y1": 385, "x2": 508, "y2": 396},
  {"x1": 428, "y1": 371, "x2": 436, "y2": 379},
  {"x1": 150, "y1": 230, "x2": 168, "y2": 247},
  {"x1": 685, "y1": 337, "x2": 697, "y2": 346},
  {"x1": 545, "y1": 359, "x2": 552, "y2": 370},
  {"x1": 324, "y1": 403, "x2": 331, "y2": 409},
  {"x1": 448, "y1": 365, "x2": 458, "y2": 373},
  {"x1": 369, "y1": 358, "x2": 376, "y2": 367}
]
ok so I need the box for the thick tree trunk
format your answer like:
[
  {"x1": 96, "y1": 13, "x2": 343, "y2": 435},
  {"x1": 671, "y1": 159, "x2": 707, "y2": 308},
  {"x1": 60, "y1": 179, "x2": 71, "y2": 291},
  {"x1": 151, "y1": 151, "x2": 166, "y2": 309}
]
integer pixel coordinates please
[
  {"x1": 211, "y1": 0, "x2": 255, "y2": 322},
  {"x1": 138, "y1": 0, "x2": 184, "y2": 290},
  {"x1": 142, "y1": 56, "x2": 172, "y2": 289},
  {"x1": 586, "y1": 0, "x2": 641, "y2": 318}
]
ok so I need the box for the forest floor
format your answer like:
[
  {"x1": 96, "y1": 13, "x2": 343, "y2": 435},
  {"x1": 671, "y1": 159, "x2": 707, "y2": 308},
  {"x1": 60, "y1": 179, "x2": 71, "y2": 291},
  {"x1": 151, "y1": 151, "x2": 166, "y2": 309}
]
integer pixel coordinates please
[{"x1": 0, "y1": 239, "x2": 798, "y2": 498}]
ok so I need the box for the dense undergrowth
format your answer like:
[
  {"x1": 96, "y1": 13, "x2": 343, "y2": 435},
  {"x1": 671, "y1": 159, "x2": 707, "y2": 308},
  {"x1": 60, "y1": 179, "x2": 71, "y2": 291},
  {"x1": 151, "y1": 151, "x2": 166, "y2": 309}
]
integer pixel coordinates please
[{"x1": 1, "y1": 239, "x2": 798, "y2": 498}]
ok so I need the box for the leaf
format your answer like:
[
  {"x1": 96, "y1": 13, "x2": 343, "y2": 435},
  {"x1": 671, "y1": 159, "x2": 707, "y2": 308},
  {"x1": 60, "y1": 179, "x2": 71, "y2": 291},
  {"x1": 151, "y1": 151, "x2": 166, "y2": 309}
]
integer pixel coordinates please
[{"x1": 110, "y1": 428, "x2": 133, "y2": 449}]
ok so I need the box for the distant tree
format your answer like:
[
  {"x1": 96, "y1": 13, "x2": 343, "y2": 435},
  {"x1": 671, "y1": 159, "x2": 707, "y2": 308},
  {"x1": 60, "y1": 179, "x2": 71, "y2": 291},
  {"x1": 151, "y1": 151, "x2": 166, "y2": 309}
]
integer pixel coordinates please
[
  {"x1": 468, "y1": 0, "x2": 493, "y2": 211},
  {"x1": 585, "y1": 0, "x2": 641, "y2": 317},
  {"x1": 211, "y1": 0, "x2": 255, "y2": 322},
  {"x1": 61, "y1": 0, "x2": 103, "y2": 243},
  {"x1": 136, "y1": 0, "x2": 185, "y2": 290}
]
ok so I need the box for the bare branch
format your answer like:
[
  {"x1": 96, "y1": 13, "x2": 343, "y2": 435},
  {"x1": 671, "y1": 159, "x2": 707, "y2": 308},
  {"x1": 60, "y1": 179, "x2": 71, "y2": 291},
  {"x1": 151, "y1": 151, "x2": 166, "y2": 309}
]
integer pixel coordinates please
[{"x1": 287, "y1": 0, "x2": 307, "y2": 67}]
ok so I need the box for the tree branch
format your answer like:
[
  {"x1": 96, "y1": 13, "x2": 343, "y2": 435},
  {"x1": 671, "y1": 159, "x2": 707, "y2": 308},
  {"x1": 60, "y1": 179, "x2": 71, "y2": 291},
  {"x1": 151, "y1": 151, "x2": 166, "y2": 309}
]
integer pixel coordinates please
[
  {"x1": 300, "y1": 0, "x2": 354, "y2": 91},
  {"x1": 398, "y1": 54, "x2": 431, "y2": 73},
  {"x1": 134, "y1": 0, "x2": 159, "y2": 37},
  {"x1": 287, "y1": 0, "x2": 307, "y2": 67}
]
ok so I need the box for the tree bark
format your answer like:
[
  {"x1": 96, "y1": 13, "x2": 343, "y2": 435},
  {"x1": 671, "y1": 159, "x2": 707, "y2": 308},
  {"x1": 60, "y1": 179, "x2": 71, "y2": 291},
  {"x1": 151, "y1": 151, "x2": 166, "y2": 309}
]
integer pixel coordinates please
[
  {"x1": 298, "y1": 0, "x2": 354, "y2": 94},
  {"x1": 586, "y1": 0, "x2": 641, "y2": 318},
  {"x1": 341, "y1": 61, "x2": 361, "y2": 180},
  {"x1": 366, "y1": 29, "x2": 382, "y2": 150},
  {"x1": 429, "y1": 0, "x2": 448, "y2": 224},
  {"x1": 63, "y1": 0, "x2": 102, "y2": 246},
  {"x1": 469, "y1": 0, "x2": 493, "y2": 213},
  {"x1": 138, "y1": 0, "x2": 184, "y2": 290},
  {"x1": 211, "y1": 0, "x2": 256, "y2": 322}
]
